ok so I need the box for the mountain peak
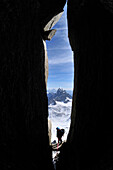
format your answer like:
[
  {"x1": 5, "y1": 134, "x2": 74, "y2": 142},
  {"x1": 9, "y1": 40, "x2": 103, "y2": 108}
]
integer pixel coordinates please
[
  {"x1": 48, "y1": 88, "x2": 72, "y2": 105},
  {"x1": 57, "y1": 88, "x2": 66, "y2": 95}
]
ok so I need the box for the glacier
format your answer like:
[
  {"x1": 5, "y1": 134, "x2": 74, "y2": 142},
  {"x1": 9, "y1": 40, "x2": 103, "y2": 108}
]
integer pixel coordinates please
[{"x1": 48, "y1": 97, "x2": 72, "y2": 143}]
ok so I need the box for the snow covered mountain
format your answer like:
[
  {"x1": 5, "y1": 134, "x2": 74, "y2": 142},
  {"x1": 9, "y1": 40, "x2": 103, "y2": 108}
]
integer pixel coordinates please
[
  {"x1": 48, "y1": 88, "x2": 72, "y2": 142},
  {"x1": 47, "y1": 88, "x2": 73, "y2": 95},
  {"x1": 48, "y1": 88, "x2": 72, "y2": 105}
]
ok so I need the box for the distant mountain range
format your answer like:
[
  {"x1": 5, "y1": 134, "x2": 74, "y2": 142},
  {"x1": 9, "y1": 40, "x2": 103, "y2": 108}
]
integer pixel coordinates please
[
  {"x1": 47, "y1": 88, "x2": 73, "y2": 95},
  {"x1": 47, "y1": 88, "x2": 72, "y2": 105},
  {"x1": 47, "y1": 89, "x2": 57, "y2": 94},
  {"x1": 48, "y1": 88, "x2": 72, "y2": 142}
]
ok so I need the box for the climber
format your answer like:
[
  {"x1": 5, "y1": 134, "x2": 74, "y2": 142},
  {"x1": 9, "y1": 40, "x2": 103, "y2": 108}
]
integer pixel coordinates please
[{"x1": 56, "y1": 127, "x2": 65, "y2": 144}]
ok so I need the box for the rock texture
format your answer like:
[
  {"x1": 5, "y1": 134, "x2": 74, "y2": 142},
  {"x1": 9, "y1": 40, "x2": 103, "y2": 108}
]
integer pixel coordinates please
[
  {"x1": 0, "y1": 0, "x2": 66, "y2": 169},
  {"x1": 42, "y1": 29, "x2": 57, "y2": 41},
  {"x1": 57, "y1": 0, "x2": 113, "y2": 170},
  {"x1": 43, "y1": 40, "x2": 48, "y2": 87},
  {"x1": 1, "y1": 0, "x2": 113, "y2": 169},
  {"x1": 43, "y1": 11, "x2": 64, "y2": 31},
  {"x1": 48, "y1": 119, "x2": 52, "y2": 145}
]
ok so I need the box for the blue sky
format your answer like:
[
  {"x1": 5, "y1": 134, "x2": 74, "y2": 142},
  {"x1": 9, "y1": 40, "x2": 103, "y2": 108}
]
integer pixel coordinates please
[{"x1": 46, "y1": 3, "x2": 74, "y2": 90}]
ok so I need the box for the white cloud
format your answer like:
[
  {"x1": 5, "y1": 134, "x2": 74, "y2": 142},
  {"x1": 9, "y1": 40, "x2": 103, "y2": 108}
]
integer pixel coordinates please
[
  {"x1": 47, "y1": 47, "x2": 71, "y2": 50},
  {"x1": 47, "y1": 81, "x2": 74, "y2": 91},
  {"x1": 55, "y1": 27, "x2": 68, "y2": 30},
  {"x1": 48, "y1": 55, "x2": 74, "y2": 65},
  {"x1": 55, "y1": 29, "x2": 68, "y2": 41},
  {"x1": 46, "y1": 28, "x2": 70, "y2": 51}
]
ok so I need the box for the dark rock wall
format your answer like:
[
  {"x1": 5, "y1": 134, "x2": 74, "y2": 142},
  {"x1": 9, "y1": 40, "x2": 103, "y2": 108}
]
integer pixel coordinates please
[
  {"x1": 0, "y1": 1, "x2": 65, "y2": 169},
  {"x1": 57, "y1": 0, "x2": 113, "y2": 170},
  {"x1": 0, "y1": 1, "x2": 48, "y2": 169},
  {"x1": 1, "y1": 0, "x2": 113, "y2": 169}
]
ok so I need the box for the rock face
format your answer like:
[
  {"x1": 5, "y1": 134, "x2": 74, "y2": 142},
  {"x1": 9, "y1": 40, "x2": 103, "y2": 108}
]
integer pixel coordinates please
[
  {"x1": 0, "y1": 1, "x2": 66, "y2": 169},
  {"x1": 1, "y1": 0, "x2": 113, "y2": 170},
  {"x1": 57, "y1": 1, "x2": 113, "y2": 170},
  {"x1": 43, "y1": 11, "x2": 64, "y2": 32},
  {"x1": 43, "y1": 29, "x2": 57, "y2": 41},
  {"x1": 43, "y1": 40, "x2": 48, "y2": 87},
  {"x1": 48, "y1": 119, "x2": 52, "y2": 145}
]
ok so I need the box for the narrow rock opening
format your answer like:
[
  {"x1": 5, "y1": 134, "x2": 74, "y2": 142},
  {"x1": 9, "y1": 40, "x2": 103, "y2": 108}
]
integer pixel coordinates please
[{"x1": 44, "y1": 3, "x2": 74, "y2": 168}]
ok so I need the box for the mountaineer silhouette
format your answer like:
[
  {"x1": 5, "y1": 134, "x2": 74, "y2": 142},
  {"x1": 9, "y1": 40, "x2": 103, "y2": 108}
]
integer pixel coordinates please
[{"x1": 56, "y1": 127, "x2": 65, "y2": 144}]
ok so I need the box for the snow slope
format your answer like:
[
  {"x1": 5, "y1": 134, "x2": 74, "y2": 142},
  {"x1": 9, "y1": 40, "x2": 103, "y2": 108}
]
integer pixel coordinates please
[{"x1": 48, "y1": 98, "x2": 72, "y2": 143}]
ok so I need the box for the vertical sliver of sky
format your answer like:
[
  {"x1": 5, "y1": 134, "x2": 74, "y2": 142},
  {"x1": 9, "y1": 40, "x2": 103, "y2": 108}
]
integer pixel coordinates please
[{"x1": 46, "y1": 3, "x2": 74, "y2": 90}]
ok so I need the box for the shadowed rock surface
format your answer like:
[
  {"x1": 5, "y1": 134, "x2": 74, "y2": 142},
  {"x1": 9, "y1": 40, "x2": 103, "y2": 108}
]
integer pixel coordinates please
[
  {"x1": 0, "y1": 1, "x2": 66, "y2": 169},
  {"x1": 0, "y1": 0, "x2": 113, "y2": 170},
  {"x1": 57, "y1": 0, "x2": 113, "y2": 170}
]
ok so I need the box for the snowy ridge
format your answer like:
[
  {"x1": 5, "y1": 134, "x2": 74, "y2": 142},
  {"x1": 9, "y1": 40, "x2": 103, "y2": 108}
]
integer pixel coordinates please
[
  {"x1": 48, "y1": 92, "x2": 72, "y2": 142},
  {"x1": 48, "y1": 88, "x2": 72, "y2": 105}
]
